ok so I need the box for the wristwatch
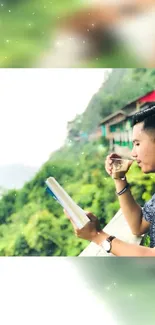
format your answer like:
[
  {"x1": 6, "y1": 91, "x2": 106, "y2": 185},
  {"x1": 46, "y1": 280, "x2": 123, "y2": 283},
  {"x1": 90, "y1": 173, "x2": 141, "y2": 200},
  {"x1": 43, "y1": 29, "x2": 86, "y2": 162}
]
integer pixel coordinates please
[{"x1": 101, "y1": 235, "x2": 116, "y2": 253}]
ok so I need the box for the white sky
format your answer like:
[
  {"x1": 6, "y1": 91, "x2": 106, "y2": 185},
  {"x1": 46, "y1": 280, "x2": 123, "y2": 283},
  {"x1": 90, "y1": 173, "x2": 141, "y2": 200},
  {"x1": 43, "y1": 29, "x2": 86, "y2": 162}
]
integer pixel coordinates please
[{"x1": 0, "y1": 69, "x2": 108, "y2": 167}]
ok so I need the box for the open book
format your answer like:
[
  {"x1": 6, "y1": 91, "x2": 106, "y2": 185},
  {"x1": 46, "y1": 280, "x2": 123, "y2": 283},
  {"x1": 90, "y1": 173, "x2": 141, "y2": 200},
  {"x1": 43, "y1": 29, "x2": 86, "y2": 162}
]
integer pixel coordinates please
[{"x1": 45, "y1": 177, "x2": 89, "y2": 229}]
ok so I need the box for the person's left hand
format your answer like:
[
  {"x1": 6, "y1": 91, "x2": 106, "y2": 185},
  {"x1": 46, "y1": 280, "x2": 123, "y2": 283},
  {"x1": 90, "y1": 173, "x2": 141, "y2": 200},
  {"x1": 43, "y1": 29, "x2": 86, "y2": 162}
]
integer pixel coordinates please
[{"x1": 64, "y1": 210, "x2": 102, "y2": 241}]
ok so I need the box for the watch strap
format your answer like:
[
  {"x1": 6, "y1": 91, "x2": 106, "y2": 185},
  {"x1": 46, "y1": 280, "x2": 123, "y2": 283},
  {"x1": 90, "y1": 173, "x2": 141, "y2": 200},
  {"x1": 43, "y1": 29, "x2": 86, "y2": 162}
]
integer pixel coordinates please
[
  {"x1": 106, "y1": 235, "x2": 116, "y2": 252},
  {"x1": 107, "y1": 235, "x2": 116, "y2": 243}
]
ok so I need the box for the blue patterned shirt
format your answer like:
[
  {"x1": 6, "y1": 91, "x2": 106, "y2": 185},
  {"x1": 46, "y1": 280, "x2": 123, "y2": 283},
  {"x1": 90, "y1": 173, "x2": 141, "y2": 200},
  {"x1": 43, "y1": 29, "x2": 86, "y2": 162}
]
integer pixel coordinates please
[{"x1": 143, "y1": 194, "x2": 155, "y2": 248}]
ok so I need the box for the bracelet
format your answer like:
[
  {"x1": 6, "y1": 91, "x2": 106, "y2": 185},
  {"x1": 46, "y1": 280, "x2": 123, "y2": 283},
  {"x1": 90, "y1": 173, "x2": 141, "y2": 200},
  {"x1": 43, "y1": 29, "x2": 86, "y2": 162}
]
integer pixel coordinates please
[
  {"x1": 116, "y1": 183, "x2": 130, "y2": 196},
  {"x1": 113, "y1": 176, "x2": 126, "y2": 181}
]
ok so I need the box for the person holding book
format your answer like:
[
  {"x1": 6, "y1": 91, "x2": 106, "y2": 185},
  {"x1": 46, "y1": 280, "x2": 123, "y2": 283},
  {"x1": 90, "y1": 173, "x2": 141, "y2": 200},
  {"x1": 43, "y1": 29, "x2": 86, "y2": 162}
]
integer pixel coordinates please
[{"x1": 65, "y1": 105, "x2": 155, "y2": 256}]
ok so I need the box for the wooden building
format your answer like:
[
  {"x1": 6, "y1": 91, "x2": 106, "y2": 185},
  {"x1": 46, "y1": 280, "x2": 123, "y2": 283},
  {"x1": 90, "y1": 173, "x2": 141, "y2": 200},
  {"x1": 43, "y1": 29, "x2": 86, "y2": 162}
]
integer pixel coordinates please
[{"x1": 97, "y1": 90, "x2": 155, "y2": 157}]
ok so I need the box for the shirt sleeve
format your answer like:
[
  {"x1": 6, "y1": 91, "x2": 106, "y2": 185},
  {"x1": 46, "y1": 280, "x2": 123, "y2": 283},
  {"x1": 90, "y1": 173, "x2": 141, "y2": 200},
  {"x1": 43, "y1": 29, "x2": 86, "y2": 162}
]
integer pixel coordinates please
[{"x1": 142, "y1": 194, "x2": 155, "y2": 224}]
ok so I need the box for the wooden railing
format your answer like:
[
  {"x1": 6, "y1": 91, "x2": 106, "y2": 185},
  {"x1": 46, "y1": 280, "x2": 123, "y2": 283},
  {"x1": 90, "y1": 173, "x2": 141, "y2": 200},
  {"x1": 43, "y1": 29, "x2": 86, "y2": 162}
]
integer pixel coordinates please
[{"x1": 79, "y1": 209, "x2": 143, "y2": 256}]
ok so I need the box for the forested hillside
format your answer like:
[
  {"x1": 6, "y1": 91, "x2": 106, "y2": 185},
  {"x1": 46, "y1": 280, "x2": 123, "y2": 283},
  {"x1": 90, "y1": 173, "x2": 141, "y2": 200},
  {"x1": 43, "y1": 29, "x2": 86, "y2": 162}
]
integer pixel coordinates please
[
  {"x1": 0, "y1": 68, "x2": 155, "y2": 256},
  {"x1": 67, "y1": 68, "x2": 155, "y2": 140}
]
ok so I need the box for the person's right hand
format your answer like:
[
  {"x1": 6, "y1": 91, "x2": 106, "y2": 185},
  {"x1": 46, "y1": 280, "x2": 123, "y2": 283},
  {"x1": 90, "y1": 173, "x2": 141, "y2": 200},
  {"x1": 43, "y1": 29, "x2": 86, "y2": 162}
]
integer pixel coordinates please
[
  {"x1": 105, "y1": 153, "x2": 121, "y2": 177},
  {"x1": 105, "y1": 152, "x2": 133, "y2": 177}
]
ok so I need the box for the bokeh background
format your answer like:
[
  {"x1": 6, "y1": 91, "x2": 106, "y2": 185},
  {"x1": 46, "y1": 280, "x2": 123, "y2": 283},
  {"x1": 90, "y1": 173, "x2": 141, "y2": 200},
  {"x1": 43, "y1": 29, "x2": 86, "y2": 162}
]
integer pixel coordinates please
[
  {"x1": 1, "y1": 0, "x2": 155, "y2": 68},
  {"x1": 0, "y1": 257, "x2": 155, "y2": 325},
  {"x1": 74, "y1": 257, "x2": 155, "y2": 325}
]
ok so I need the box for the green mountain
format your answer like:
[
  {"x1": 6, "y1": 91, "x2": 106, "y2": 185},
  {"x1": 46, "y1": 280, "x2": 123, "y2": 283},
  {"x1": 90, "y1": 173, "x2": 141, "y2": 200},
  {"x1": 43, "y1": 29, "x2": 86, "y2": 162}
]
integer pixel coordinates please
[{"x1": 0, "y1": 68, "x2": 155, "y2": 256}]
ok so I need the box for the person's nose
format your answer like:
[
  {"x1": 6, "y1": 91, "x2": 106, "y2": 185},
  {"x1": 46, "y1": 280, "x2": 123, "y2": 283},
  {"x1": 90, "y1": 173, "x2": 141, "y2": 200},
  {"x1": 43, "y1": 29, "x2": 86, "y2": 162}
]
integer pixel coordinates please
[{"x1": 131, "y1": 146, "x2": 137, "y2": 159}]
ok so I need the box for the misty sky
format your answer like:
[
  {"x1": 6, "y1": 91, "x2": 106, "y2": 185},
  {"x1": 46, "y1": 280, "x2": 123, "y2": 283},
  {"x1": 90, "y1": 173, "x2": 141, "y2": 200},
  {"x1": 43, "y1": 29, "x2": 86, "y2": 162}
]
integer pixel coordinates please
[{"x1": 0, "y1": 69, "x2": 108, "y2": 167}]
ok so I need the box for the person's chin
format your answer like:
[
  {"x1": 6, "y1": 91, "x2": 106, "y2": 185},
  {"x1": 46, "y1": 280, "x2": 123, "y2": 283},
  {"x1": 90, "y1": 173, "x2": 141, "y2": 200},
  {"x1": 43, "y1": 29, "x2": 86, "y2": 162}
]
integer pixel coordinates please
[
  {"x1": 141, "y1": 166, "x2": 151, "y2": 174},
  {"x1": 140, "y1": 164, "x2": 146, "y2": 173}
]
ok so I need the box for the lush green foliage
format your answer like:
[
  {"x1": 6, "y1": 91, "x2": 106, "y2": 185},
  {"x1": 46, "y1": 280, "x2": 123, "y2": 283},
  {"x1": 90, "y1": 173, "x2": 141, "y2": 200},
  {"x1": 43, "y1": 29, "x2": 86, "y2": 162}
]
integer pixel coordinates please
[
  {"x1": 0, "y1": 0, "x2": 81, "y2": 68},
  {"x1": 0, "y1": 138, "x2": 155, "y2": 256}
]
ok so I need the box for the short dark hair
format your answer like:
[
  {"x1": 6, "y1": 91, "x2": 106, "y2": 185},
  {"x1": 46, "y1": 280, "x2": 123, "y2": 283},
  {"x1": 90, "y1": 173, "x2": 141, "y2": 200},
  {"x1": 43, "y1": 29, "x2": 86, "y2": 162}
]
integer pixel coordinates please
[{"x1": 132, "y1": 105, "x2": 155, "y2": 132}]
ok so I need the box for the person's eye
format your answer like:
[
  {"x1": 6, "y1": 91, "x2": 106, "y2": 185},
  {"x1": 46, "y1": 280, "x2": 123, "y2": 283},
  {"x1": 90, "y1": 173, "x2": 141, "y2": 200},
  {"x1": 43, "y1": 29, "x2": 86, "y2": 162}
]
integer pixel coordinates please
[{"x1": 133, "y1": 142, "x2": 140, "y2": 147}]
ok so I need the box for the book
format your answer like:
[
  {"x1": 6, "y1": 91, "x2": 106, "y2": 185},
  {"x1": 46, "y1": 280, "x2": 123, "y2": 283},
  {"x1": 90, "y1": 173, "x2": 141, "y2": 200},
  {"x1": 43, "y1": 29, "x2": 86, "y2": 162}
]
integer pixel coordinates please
[{"x1": 45, "y1": 177, "x2": 89, "y2": 229}]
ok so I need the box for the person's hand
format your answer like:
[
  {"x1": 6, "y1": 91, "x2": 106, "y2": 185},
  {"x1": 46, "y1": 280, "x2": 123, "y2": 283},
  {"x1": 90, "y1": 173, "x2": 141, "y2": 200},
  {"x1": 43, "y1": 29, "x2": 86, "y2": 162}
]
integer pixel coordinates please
[
  {"x1": 105, "y1": 152, "x2": 133, "y2": 177},
  {"x1": 105, "y1": 152, "x2": 121, "y2": 177},
  {"x1": 64, "y1": 210, "x2": 101, "y2": 241}
]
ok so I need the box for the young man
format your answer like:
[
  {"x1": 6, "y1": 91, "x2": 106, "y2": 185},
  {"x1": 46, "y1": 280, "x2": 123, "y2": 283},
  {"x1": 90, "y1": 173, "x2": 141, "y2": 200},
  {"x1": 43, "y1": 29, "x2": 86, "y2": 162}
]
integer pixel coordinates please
[{"x1": 65, "y1": 105, "x2": 155, "y2": 256}]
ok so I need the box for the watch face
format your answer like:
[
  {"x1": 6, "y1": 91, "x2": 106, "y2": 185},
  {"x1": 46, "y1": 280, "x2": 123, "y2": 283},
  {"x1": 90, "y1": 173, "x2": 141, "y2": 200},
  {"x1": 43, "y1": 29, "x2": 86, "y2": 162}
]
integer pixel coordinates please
[{"x1": 102, "y1": 240, "x2": 111, "y2": 252}]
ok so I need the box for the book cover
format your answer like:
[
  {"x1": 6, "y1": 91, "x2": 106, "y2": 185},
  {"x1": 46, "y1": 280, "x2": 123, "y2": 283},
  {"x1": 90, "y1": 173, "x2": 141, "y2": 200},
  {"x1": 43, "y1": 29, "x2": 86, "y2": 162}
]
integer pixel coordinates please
[{"x1": 45, "y1": 177, "x2": 89, "y2": 229}]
